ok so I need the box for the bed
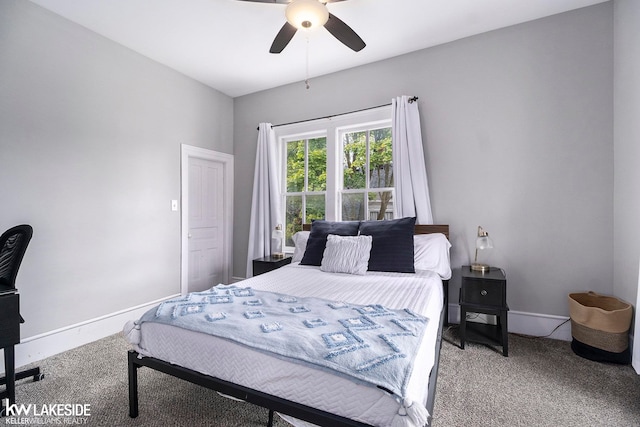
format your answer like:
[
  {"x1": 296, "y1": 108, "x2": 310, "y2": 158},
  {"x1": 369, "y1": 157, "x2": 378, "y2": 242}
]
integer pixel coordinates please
[{"x1": 124, "y1": 219, "x2": 450, "y2": 427}]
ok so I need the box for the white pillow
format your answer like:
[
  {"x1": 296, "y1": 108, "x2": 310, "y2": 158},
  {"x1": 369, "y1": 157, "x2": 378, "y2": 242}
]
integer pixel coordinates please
[
  {"x1": 414, "y1": 233, "x2": 452, "y2": 279},
  {"x1": 320, "y1": 234, "x2": 373, "y2": 275},
  {"x1": 291, "y1": 231, "x2": 310, "y2": 263}
]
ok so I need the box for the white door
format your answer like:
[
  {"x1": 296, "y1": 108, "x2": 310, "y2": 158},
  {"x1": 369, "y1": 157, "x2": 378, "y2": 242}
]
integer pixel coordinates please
[
  {"x1": 181, "y1": 145, "x2": 234, "y2": 295},
  {"x1": 188, "y1": 157, "x2": 224, "y2": 292}
]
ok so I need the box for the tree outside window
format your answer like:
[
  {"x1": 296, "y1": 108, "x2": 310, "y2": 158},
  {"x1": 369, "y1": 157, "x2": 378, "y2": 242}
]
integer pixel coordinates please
[
  {"x1": 284, "y1": 137, "x2": 326, "y2": 245},
  {"x1": 341, "y1": 127, "x2": 394, "y2": 221}
]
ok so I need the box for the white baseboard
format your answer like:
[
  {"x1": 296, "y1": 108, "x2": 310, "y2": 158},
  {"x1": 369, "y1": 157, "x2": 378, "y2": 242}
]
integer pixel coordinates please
[
  {"x1": 448, "y1": 303, "x2": 572, "y2": 341},
  {"x1": 2, "y1": 294, "x2": 180, "y2": 375}
]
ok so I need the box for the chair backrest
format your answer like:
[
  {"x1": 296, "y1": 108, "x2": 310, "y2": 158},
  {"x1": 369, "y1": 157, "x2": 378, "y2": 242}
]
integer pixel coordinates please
[{"x1": 0, "y1": 225, "x2": 33, "y2": 289}]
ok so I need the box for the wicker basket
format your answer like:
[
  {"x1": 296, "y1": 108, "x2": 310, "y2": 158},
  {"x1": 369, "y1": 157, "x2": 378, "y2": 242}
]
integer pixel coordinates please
[{"x1": 568, "y1": 291, "x2": 632, "y2": 363}]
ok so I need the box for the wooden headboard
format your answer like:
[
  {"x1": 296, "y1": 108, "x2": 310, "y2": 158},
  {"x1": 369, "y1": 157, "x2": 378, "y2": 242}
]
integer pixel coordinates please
[
  {"x1": 414, "y1": 224, "x2": 449, "y2": 239},
  {"x1": 302, "y1": 223, "x2": 449, "y2": 240}
]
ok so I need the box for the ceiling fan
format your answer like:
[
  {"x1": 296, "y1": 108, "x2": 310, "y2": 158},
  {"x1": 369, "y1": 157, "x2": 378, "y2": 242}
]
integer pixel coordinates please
[{"x1": 238, "y1": 0, "x2": 366, "y2": 54}]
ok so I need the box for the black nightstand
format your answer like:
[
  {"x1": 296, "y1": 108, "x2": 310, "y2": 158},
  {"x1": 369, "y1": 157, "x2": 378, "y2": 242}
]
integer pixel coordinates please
[
  {"x1": 252, "y1": 255, "x2": 292, "y2": 276},
  {"x1": 459, "y1": 266, "x2": 509, "y2": 356}
]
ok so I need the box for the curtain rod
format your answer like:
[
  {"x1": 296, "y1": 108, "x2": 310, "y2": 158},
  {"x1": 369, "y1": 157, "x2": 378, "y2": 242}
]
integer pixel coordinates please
[{"x1": 257, "y1": 96, "x2": 418, "y2": 130}]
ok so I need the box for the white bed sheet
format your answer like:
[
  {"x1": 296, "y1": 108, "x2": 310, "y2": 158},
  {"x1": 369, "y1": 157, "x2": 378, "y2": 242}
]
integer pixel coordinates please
[{"x1": 126, "y1": 263, "x2": 444, "y2": 427}]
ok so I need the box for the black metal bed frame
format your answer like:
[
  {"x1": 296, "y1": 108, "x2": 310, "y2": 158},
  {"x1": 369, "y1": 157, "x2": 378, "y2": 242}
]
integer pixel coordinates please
[
  {"x1": 128, "y1": 223, "x2": 450, "y2": 426},
  {"x1": 128, "y1": 280, "x2": 448, "y2": 427}
]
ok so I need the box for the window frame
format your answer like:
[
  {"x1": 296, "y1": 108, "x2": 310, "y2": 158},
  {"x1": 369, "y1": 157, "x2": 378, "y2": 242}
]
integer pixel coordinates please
[
  {"x1": 274, "y1": 106, "x2": 393, "y2": 252},
  {"x1": 338, "y1": 124, "x2": 395, "y2": 222}
]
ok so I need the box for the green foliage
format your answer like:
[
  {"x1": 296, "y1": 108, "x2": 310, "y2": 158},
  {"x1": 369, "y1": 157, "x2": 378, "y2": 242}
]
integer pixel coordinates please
[
  {"x1": 285, "y1": 138, "x2": 327, "y2": 243},
  {"x1": 284, "y1": 127, "x2": 394, "y2": 242},
  {"x1": 286, "y1": 140, "x2": 305, "y2": 192},
  {"x1": 343, "y1": 128, "x2": 393, "y2": 188},
  {"x1": 286, "y1": 138, "x2": 326, "y2": 192},
  {"x1": 342, "y1": 128, "x2": 393, "y2": 220},
  {"x1": 308, "y1": 138, "x2": 327, "y2": 191}
]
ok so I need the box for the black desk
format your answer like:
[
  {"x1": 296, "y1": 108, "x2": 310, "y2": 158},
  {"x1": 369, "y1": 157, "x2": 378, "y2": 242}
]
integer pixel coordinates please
[
  {"x1": 0, "y1": 292, "x2": 21, "y2": 407},
  {"x1": 0, "y1": 292, "x2": 43, "y2": 414}
]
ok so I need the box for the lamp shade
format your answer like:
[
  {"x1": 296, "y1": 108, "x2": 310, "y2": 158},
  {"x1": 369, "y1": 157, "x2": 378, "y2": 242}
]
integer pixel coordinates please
[
  {"x1": 285, "y1": 0, "x2": 329, "y2": 30},
  {"x1": 272, "y1": 225, "x2": 283, "y2": 240},
  {"x1": 471, "y1": 226, "x2": 493, "y2": 273},
  {"x1": 476, "y1": 235, "x2": 494, "y2": 250}
]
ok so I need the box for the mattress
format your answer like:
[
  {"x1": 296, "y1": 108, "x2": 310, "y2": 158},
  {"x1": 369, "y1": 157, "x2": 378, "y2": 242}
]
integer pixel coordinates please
[{"x1": 125, "y1": 263, "x2": 444, "y2": 427}]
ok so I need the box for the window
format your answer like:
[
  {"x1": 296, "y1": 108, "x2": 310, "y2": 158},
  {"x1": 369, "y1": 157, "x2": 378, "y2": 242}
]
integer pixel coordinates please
[
  {"x1": 283, "y1": 135, "x2": 327, "y2": 246},
  {"x1": 340, "y1": 126, "x2": 394, "y2": 221},
  {"x1": 276, "y1": 107, "x2": 393, "y2": 249}
]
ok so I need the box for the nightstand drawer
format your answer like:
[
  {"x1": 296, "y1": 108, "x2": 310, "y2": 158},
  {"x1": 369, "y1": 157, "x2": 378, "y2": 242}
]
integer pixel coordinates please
[
  {"x1": 460, "y1": 266, "x2": 506, "y2": 308},
  {"x1": 461, "y1": 280, "x2": 505, "y2": 306}
]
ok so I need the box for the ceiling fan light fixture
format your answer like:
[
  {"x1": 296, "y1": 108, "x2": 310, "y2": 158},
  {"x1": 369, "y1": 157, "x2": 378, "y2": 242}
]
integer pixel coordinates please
[{"x1": 285, "y1": 0, "x2": 329, "y2": 31}]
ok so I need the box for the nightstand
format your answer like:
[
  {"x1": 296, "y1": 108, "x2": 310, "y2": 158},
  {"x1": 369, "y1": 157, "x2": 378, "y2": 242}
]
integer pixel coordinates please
[
  {"x1": 459, "y1": 266, "x2": 509, "y2": 356},
  {"x1": 252, "y1": 255, "x2": 292, "y2": 276}
]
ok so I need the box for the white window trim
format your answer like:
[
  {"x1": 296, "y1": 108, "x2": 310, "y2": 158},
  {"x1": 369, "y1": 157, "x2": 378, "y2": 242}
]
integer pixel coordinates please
[{"x1": 274, "y1": 106, "x2": 392, "y2": 249}]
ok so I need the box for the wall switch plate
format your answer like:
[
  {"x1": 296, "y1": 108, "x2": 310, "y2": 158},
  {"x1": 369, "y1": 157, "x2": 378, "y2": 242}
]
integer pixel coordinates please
[{"x1": 171, "y1": 200, "x2": 178, "y2": 211}]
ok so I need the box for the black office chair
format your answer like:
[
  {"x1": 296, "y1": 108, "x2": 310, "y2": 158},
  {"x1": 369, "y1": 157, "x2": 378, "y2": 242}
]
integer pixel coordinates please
[
  {"x1": 0, "y1": 225, "x2": 33, "y2": 291},
  {"x1": 0, "y1": 225, "x2": 43, "y2": 413}
]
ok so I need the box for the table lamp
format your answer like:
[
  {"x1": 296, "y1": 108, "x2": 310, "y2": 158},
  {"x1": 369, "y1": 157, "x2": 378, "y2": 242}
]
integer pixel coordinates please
[
  {"x1": 471, "y1": 226, "x2": 493, "y2": 273},
  {"x1": 272, "y1": 224, "x2": 284, "y2": 258}
]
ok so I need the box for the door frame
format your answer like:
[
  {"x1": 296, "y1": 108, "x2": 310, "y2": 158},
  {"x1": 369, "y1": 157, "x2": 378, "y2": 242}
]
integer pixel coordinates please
[{"x1": 180, "y1": 144, "x2": 234, "y2": 295}]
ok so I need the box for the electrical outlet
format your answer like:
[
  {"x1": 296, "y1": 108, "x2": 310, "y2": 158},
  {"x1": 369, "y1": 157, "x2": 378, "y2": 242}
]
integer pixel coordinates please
[{"x1": 466, "y1": 313, "x2": 498, "y2": 325}]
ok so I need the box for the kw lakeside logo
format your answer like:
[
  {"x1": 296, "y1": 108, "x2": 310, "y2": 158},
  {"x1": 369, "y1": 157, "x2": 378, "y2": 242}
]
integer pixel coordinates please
[{"x1": 1, "y1": 399, "x2": 91, "y2": 425}]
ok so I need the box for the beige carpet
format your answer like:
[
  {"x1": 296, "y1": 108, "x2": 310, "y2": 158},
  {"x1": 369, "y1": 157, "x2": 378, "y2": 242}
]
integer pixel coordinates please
[
  {"x1": 5, "y1": 328, "x2": 639, "y2": 426},
  {"x1": 433, "y1": 327, "x2": 640, "y2": 427}
]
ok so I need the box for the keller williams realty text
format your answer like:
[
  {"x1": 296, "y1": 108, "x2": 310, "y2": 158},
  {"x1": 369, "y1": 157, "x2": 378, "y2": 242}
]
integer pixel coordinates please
[{"x1": 3, "y1": 417, "x2": 89, "y2": 425}]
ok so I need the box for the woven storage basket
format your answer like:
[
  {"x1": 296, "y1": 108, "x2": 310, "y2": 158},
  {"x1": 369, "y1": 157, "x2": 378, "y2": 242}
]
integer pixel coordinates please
[{"x1": 568, "y1": 291, "x2": 632, "y2": 357}]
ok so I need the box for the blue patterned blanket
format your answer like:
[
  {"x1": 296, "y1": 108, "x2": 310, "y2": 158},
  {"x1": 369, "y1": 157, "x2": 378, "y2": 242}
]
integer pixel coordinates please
[{"x1": 137, "y1": 284, "x2": 429, "y2": 400}]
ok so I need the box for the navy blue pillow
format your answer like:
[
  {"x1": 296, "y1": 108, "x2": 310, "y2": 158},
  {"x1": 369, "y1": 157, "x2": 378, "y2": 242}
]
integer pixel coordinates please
[
  {"x1": 358, "y1": 217, "x2": 416, "y2": 273},
  {"x1": 299, "y1": 220, "x2": 360, "y2": 266}
]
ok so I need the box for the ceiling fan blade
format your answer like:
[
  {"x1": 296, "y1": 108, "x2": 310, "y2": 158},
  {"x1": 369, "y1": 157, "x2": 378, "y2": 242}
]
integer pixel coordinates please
[
  {"x1": 324, "y1": 13, "x2": 365, "y2": 52},
  {"x1": 270, "y1": 22, "x2": 297, "y2": 53},
  {"x1": 236, "y1": 0, "x2": 348, "y2": 3},
  {"x1": 236, "y1": 0, "x2": 289, "y2": 3}
]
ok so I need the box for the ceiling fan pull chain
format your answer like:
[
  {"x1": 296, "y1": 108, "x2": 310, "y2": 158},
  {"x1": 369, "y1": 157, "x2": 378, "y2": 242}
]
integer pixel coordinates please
[{"x1": 305, "y1": 36, "x2": 311, "y2": 89}]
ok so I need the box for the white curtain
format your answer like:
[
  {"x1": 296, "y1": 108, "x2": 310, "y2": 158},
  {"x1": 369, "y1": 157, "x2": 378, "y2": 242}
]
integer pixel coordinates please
[
  {"x1": 246, "y1": 123, "x2": 281, "y2": 277},
  {"x1": 391, "y1": 96, "x2": 434, "y2": 224}
]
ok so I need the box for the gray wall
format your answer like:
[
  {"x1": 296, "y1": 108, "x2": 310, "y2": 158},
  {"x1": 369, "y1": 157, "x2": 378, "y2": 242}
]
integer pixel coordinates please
[
  {"x1": 0, "y1": 0, "x2": 233, "y2": 337},
  {"x1": 613, "y1": 0, "x2": 640, "y2": 329},
  {"x1": 234, "y1": 3, "x2": 614, "y2": 318},
  {"x1": 1, "y1": 0, "x2": 625, "y2": 340}
]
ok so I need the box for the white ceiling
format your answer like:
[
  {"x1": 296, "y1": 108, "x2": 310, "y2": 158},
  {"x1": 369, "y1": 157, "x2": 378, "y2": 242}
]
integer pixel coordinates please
[{"x1": 30, "y1": 0, "x2": 608, "y2": 98}]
